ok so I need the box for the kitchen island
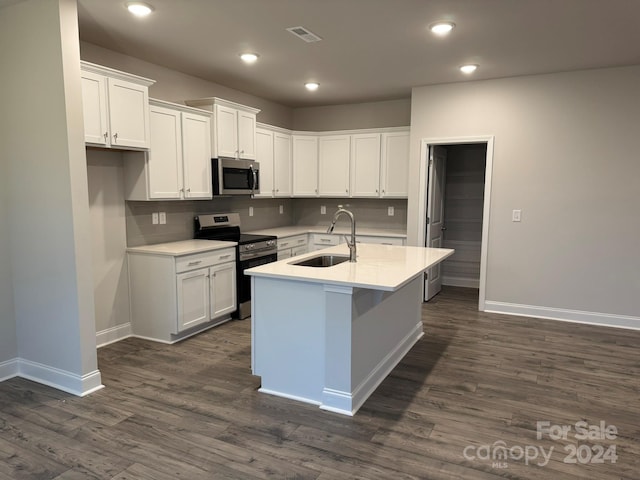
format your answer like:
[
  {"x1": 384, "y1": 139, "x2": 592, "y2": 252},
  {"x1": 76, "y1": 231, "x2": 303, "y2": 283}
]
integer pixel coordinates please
[{"x1": 245, "y1": 243, "x2": 454, "y2": 415}]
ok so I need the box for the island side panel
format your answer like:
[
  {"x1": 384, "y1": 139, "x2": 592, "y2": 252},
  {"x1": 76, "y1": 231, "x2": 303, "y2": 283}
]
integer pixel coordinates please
[
  {"x1": 251, "y1": 276, "x2": 325, "y2": 405},
  {"x1": 321, "y1": 276, "x2": 424, "y2": 415}
]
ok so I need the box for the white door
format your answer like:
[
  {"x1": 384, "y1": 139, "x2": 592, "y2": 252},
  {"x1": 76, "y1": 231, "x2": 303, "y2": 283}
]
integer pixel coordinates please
[
  {"x1": 181, "y1": 112, "x2": 212, "y2": 199},
  {"x1": 292, "y1": 135, "x2": 319, "y2": 196},
  {"x1": 176, "y1": 268, "x2": 210, "y2": 332},
  {"x1": 273, "y1": 132, "x2": 292, "y2": 196},
  {"x1": 80, "y1": 71, "x2": 109, "y2": 145},
  {"x1": 107, "y1": 77, "x2": 150, "y2": 149},
  {"x1": 210, "y1": 262, "x2": 237, "y2": 319},
  {"x1": 318, "y1": 135, "x2": 351, "y2": 197},
  {"x1": 148, "y1": 105, "x2": 182, "y2": 199},
  {"x1": 255, "y1": 128, "x2": 274, "y2": 198},
  {"x1": 424, "y1": 145, "x2": 447, "y2": 301},
  {"x1": 237, "y1": 110, "x2": 257, "y2": 159},
  {"x1": 215, "y1": 104, "x2": 238, "y2": 158},
  {"x1": 350, "y1": 133, "x2": 381, "y2": 197}
]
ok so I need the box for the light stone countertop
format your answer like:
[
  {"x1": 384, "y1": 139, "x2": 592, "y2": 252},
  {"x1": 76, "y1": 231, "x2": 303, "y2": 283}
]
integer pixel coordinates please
[
  {"x1": 126, "y1": 239, "x2": 237, "y2": 256},
  {"x1": 246, "y1": 225, "x2": 407, "y2": 238},
  {"x1": 245, "y1": 243, "x2": 453, "y2": 291}
]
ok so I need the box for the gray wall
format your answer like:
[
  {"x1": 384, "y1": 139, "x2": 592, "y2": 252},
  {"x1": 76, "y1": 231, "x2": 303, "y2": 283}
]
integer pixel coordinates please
[
  {"x1": 293, "y1": 198, "x2": 407, "y2": 231},
  {"x1": 1, "y1": 0, "x2": 99, "y2": 378},
  {"x1": 293, "y1": 98, "x2": 411, "y2": 131},
  {"x1": 87, "y1": 149, "x2": 131, "y2": 334},
  {"x1": 408, "y1": 65, "x2": 640, "y2": 317},
  {"x1": 80, "y1": 42, "x2": 294, "y2": 129}
]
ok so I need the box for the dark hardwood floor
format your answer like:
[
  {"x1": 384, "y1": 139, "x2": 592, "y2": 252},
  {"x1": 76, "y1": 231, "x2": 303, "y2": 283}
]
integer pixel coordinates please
[{"x1": 1, "y1": 287, "x2": 638, "y2": 479}]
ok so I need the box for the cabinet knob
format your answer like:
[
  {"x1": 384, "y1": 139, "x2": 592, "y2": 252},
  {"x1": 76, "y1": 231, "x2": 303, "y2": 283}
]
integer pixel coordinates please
[
  {"x1": 346, "y1": 189, "x2": 348, "y2": 193},
  {"x1": 113, "y1": 132, "x2": 118, "y2": 142},
  {"x1": 103, "y1": 132, "x2": 108, "y2": 141},
  {"x1": 186, "y1": 188, "x2": 191, "y2": 193}
]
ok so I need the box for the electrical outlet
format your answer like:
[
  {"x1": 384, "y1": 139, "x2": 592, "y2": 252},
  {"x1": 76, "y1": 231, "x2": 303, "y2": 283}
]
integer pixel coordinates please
[
  {"x1": 249, "y1": 206, "x2": 254, "y2": 217},
  {"x1": 279, "y1": 205, "x2": 284, "y2": 214},
  {"x1": 388, "y1": 206, "x2": 395, "y2": 216},
  {"x1": 512, "y1": 209, "x2": 522, "y2": 222},
  {"x1": 321, "y1": 205, "x2": 326, "y2": 215},
  {"x1": 159, "y1": 212, "x2": 166, "y2": 225},
  {"x1": 151, "y1": 212, "x2": 159, "y2": 225}
]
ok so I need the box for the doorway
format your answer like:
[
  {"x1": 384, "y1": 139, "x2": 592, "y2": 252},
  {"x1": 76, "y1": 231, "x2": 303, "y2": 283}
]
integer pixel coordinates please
[{"x1": 418, "y1": 136, "x2": 494, "y2": 310}]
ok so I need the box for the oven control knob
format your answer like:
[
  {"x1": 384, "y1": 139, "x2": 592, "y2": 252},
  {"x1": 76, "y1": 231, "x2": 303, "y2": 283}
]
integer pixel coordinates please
[
  {"x1": 246, "y1": 243, "x2": 254, "y2": 250},
  {"x1": 267, "y1": 240, "x2": 276, "y2": 247}
]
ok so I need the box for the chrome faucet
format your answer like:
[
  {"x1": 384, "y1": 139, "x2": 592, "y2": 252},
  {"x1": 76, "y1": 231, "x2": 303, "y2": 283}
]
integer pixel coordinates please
[{"x1": 327, "y1": 205, "x2": 357, "y2": 262}]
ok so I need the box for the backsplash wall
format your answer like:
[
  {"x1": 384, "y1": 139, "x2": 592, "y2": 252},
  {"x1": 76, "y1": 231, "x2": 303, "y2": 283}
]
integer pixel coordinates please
[{"x1": 126, "y1": 197, "x2": 407, "y2": 246}]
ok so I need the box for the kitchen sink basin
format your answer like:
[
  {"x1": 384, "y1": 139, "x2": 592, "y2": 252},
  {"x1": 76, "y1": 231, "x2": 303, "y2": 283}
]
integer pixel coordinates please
[{"x1": 290, "y1": 254, "x2": 350, "y2": 267}]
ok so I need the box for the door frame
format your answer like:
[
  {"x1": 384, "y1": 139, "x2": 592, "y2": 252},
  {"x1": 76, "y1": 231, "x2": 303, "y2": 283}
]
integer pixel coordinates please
[{"x1": 417, "y1": 136, "x2": 494, "y2": 311}]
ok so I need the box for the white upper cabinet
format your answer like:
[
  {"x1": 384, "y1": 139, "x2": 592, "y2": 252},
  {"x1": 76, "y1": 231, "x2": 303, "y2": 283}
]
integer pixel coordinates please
[
  {"x1": 255, "y1": 127, "x2": 275, "y2": 198},
  {"x1": 80, "y1": 61, "x2": 154, "y2": 150},
  {"x1": 185, "y1": 97, "x2": 260, "y2": 160},
  {"x1": 381, "y1": 131, "x2": 410, "y2": 198},
  {"x1": 292, "y1": 135, "x2": 319, "y2": 197},
  {"x1": 273, "y1": 131, "x2": 292, "y2": 197},
  {"x1": 124, "y1": 99, "x2": 212, "y2": 201},
  {"x1": 318, "y1": 135, "x2": 351, "y2": 197},
  {"x1": 350, "y1": 133, "x2": 381, "y2": 197}
]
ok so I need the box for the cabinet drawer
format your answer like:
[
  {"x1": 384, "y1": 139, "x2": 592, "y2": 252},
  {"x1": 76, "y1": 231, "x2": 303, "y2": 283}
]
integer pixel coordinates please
[
  {"x1": 175, "y1": 248, "x2": 236, "y2": 273},
  {"x1": 312, "y1": 234, "x2": 340, "y2": 247},
  {"x1": 277, "y1": 234, "x2": 308, "y2": 249},
  {"x1": 355, "y1": 235, "x2": 404, "y2": 246}
]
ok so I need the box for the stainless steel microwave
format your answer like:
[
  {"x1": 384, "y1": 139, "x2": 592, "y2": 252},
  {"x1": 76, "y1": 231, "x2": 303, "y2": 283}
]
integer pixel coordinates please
[{"x1": 212, "y1": 158, "x2": 260, "y2": 196}]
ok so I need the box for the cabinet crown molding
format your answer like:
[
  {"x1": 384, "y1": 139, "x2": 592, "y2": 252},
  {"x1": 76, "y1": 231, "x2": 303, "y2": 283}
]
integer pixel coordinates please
[
  {"x1": 150, "y1": 98, "x2": 212, "y2": 116},
  {"x1": 80, "y1": 61, "x2": 155, "y2": 87},
  {"x1": 185, "y1": 97, "x2": 261, "y2": 115},
  {"x1": 256, "y1": 122, "x2": 410, "y2": 137}
]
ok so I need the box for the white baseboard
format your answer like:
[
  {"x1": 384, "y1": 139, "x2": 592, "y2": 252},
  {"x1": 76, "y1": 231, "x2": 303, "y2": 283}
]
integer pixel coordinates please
[
  {"x1": 484, "y1": 301, "x2": 640, "y2": 331},
  {"x1": 96, "y1": 322, "x2": 132, "y2": 348},
  {"x1": 443, "y1": 276, "x2": 480, "y2": 289},
  {"x1": 0, "y1": 358, "x2": 19, "y2": 382},
  {"x1": 17, "y1": 358, "x2": 103, "y2": 396}
]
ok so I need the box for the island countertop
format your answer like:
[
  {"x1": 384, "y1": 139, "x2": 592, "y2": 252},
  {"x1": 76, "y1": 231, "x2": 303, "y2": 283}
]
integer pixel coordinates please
[{"x1": 245, "y1": 243, "x2": 454, "y2": 291}]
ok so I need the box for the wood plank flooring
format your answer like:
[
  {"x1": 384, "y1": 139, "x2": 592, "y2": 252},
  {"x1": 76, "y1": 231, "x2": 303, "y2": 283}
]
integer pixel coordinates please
[{"x1": 1, "y1": 286, "x2": 639, "y2": 479}]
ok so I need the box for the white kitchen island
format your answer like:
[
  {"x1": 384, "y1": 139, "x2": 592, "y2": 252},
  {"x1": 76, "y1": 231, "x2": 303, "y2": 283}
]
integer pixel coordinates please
[{"x1": 245, "y1": 243, "x2": 454, "y2": 415}]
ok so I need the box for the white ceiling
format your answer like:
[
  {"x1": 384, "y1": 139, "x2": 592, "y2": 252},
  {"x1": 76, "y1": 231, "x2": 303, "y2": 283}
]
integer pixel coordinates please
[{"x1": 77, "y1": 0, "x2": 640, "y2": 108}]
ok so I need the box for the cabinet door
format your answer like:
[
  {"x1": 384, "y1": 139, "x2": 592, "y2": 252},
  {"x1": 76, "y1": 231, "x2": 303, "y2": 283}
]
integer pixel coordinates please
[
  {"x1": 107, "y1": 77, "x2": 150, "y2": 149},
  {"x1": 292, "y1": 136, "x2": 319, "y2": 197},
  {"x1": 182, "y1": 112, "x2": 212, "y2": 199},
  {"x1": 176, "y1": 268, "x2": 210, "y2": 332},
  {"x1": 277, "y1": 249, "x2": 292, "y2": 260},
  {"x1": 148, "y1": 105, "x2": 182, "y2": 199},
  {"x1": 81, "y1": 71, "x2": 109, "y2": 146},
  {"x1": 291, "y1": 245, "x2": 307, "y2": 257},
  {"x1": 255, "y1": 128, "x2": 274, "y2": 198},
  {"x1": 351, "y1": 133, "x2": 381, "y2": 197},
  {"x1": 215, "y1": 105, "x2": 238, "y2": 158},
  {"x1": 319, "y1": 135, "x2": 351, "y2": 197},
  {"x1": 210, "y1": 262, "x2": 237, "y2": 319},
  {"x1": 381, "y1": 132, "x2": 410, "y2": 198},
  {"x1": 237, "y1": 110, "x2": 257, "y2": 160},
  {"x1": 273, "y1": 132, "x2": 292, "y2": 197}
]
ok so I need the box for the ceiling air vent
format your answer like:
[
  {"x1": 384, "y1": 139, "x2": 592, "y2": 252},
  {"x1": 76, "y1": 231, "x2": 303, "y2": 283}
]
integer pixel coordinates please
[{"x1": 286, "y1": 26, "x2": 323, "y2": 43}]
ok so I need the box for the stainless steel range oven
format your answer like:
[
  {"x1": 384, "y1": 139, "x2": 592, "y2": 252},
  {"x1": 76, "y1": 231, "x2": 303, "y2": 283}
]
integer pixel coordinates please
[{"x1": 194, "y1": 213, "x2": 277, "y2": 319}]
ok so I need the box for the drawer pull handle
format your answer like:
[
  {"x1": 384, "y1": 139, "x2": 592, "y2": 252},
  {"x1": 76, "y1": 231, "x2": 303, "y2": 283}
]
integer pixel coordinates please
[
  {"x1": 188, "y1": 260, "x2": 202, "y2": 266},
  {"x1": 219, "y1": 254, "x2": 231, "y2": 260},
  {"x1": 297, "y1": 239, "x2": 305, "y2": 244}
]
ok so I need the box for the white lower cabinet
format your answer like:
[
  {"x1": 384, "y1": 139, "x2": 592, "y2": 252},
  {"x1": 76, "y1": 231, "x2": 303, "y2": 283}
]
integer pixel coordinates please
[
  {"x1": 310, "y1": 233, "x2": 343, "y2": 252},
  {"x1": 355, "y1": 235, "x2": 405, "y2": 246},
  {"x1": 128, "y1": 246, "x2": 236, "y2": 343}
]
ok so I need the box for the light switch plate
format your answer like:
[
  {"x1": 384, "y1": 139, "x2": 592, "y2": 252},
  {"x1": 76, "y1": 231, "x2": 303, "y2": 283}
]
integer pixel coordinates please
[
  {"x1": 279, "y1": 205, "x2": 284, "y2": 214},
  {"x1": 512, "y1": 209, "x2": 522, "y2": 222},
  {"x1": 151, "y1": 212, "x2": 159, "y2": 225},
  {"x1": 159, "y1": 212, "x2": 166, "y2": 224},
  {"x1": 249, "y1": 206, "x2": 254, "y2": 217},
  {"x1": 388, "y1": 206, "x2": 395, "y2": 216},
  {"x1": 321, "y1": 205, "x2": 326, "y2": 215}
]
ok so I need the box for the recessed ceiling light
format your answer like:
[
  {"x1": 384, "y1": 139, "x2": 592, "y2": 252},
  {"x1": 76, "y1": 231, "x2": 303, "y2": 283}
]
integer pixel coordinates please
[
  {"x1": 126, "y1": 2, "x2": 153, "y2": 17},
  {"x1": 240, "y1": 53, "x2": 259, "y2": 64},
  {"x1": 460, "y1": 64, "x2": 478, "y2": 74},
  {"x1": 429, "y1": 21, "x2": 455, "y2": 35},
  {"x1": 304, "y1": 82, "x2": 319, "y2": 91}
]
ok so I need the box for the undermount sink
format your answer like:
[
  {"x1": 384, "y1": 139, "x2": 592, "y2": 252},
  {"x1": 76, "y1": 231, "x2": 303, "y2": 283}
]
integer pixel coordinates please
[{"x1": 290, "y1": 254, "x2": 350, "y2": 268}]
